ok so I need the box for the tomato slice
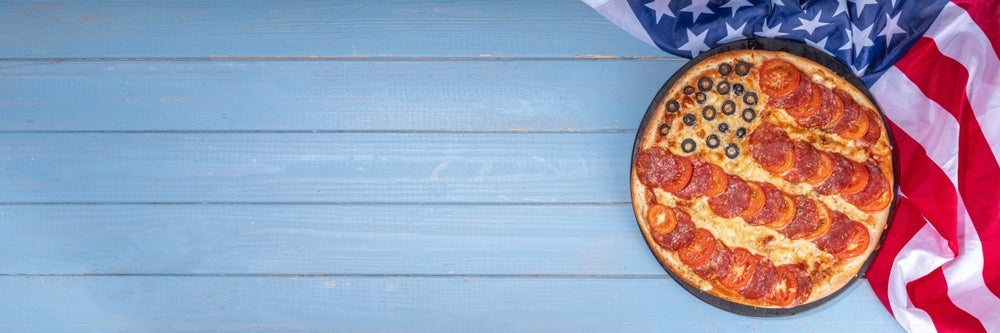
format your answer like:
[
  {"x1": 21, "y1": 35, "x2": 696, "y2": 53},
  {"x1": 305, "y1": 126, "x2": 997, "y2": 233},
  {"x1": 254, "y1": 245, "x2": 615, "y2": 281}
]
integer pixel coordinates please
[
  {"x1": 787, "y1": 83, "x2": 821, "y2": 120},
  {"x1": 678, "y1": 228, "x2": 717, "y2": 267},
  {"x1": 720, "y1": 247, "x2": 757, "y2": 290},
  {"x1": 766, "y1": 194, "x2": 797, "y2": 229},
  {"x1": 759, "y1": 59, "x2": 801, "y2": 99},
  {"x1": 804, "y1": 151, "x2": 835, "y2": 186},
  {"x1": 703, "y1": 163, "x2": 729, "y2": 197},
  {"x1": 840, "y1": 160, "x2": 870, "y2": 195},
  {"x1": 661, "y1": 155, "x2": 694, "y2": 193},
  {"x1": 835, "y1": 105, "x2": 870, "y2": 140},
  {"x1": 646, "y1": 204, "x2": 677, "y2": 236},
  {"x1": 834, "y1": 221, "x2": 871, "y2": 258},
  {"x1": 767, "y1": 265, "x2": 800, "y2": 307},
  {"x1": 739, "y1": 182, "x2": 767, "y2": 220},
  {"x1": 804, "y1": 202, "x2": 833, "y2": 240}
]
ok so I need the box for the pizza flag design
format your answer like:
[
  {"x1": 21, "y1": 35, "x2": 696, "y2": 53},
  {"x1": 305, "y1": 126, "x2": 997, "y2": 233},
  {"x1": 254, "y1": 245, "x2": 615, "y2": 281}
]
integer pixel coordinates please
[{"x1": 585, "y1": 0, "x2": 1000, "y2": 331}]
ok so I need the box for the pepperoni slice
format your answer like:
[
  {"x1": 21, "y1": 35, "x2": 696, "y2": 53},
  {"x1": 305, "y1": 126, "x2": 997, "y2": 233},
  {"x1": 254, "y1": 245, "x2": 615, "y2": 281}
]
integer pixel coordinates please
[
  {"x1": 782, "y1": 141, "x2": 820, "y2": 183},
  {"x1": 813, "y1": 210, "x2": 854, "y2": 254},
  {"x1": 767, "y1": 194, "x2": 797, "y2": 229},
  {"x1": 804, "y1": 150, "x2": 835, "y2": 185},
  {"x1": 841, "y1": 160, "x2": 870, "y2": 196},
  {"x1": 767, "y1": 264, "x2": 800, "y2": 307},
  {"x1": 747, "y1": 183, "x2": 790, "y2": 227},
  {"x1": 832, "y1": 90, "x2": 870, "y2": 140},
  {"x1": 858, "y1": 109, "x2": 883, "y2": 146},
  {"x1": 708, "y1": 175, "x2": 751, "y2": 218},
  {"x1": 720, "y1": 247, "x2": 757, "y2": 290},
  {"x1": 679, "y1": 228, "x2": 717, "y2": 267},
  {"x1": 787, "y1": 82, "x2": 821, "y2": 120},
  {"x1": 769, "y1": 75, "x2": 812, "y2": 110},
  {"x1": 758, "y1": 59, "x2": 801, "y2": 99},
  {"x1": 859, "y1": 184, "x2": 893, "y2": 213},
  {"x1": 703, "y1": 163, "x2": 729, "y2": 197},
  {"x1": 803, "y1": 202, "x2": 833, "y2": 240},
  {"x1": 834, "y1": 221, "x2": 871, "y2": 258},
  {"x1": 739, "y1": 257, "x2": 778, "y2": 300},
  {"x1": 635, "y1": 147, "x2": 694, "y2": 192},
  {"x1": 737, "y1": 182, "x2": 765, "y2": 221},
  {"x1": 805, "y1": 86, "x2": 844, "y2": 129},
  {"x1": 693, "y1": 241, "x2": 733, "y2": 280},
  {"x1": 674, "y1": 160, "x2": 712, "y2": 199},
  {"x1": 777, "y1": 264, "x2": 812, "y2": 306},
  {"x1": 651, "y1": 208, "x2": 696, "y2": 250},
  {"x1": 813, "y1": 153, "x2": 852, "y2": 195},
  {"x1": 844, "y1": 164, "x2": 889, "y2": 208},
  {"x1": 779, "y1": 196, "x2": 821, "y2": 240},
  {"x1": 749, "y1": 124, "x2": 794, "y2": 175}
]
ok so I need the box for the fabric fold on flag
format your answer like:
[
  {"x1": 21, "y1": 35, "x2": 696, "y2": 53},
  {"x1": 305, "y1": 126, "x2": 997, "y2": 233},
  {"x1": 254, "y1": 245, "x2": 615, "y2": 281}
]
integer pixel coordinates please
[{"x1": 585, "y1": 1, "x2": 1000, "y2": 332}]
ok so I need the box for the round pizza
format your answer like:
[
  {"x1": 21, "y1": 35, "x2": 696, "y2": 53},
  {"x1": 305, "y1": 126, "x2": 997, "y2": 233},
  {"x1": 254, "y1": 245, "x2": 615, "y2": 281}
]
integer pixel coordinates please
[{"x1": 631, "y1": 42, "x2": 895, "y2": 313}]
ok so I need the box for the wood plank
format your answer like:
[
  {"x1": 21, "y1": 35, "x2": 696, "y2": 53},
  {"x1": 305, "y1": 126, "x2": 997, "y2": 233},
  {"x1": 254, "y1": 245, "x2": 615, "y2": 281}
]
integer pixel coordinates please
[
  {"x1": 0, "y1": 276, "x2": 901, "y2": 332},
  {"x1": 0, "y1": 0, "x2": 663, "y2": 59},
  {"x1": 0, "y1": 204, "x2": 660, "y2": 275},
  {"x1": 0, "y1": 132, "x2": 633, "y2": 203},
  {"x1": 0, "y1": 60, "x2": 680, "y2": 131}
]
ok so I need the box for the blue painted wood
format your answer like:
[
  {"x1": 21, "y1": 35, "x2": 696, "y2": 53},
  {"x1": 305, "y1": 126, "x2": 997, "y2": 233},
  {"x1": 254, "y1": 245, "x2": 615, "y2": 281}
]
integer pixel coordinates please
[
  {"x1": 0, "y1": 60, "x2": 680, "y2": 131},
  {"x1": 0, "y1": 132, "x2": 633, "y2": 203},
  {"x1": 0, "y1": 276, "x2": 902, "y2": 332},
  {"x1": 0, "y1": 0, "x2": 664, "y2": 59}
]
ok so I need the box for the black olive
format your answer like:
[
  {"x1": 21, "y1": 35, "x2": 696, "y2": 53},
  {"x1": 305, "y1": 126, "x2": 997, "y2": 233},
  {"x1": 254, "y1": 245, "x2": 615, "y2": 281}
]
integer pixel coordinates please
[
  {"x1": 666, "y1": 100, "x2": 680, "y2": 113},
  {"x1": 725, "y1": 143, "x2": 740, "y2": 159},
  {"x1": 702, "y1": 105, "x2": 717, "y2": 121},
  {"x1": 732, "y1": 83, "x2": 745, "y2": 96},
  {"x1": 743, "y1": 92, "x2": 758, "y2": 105},
  {"x1": 735, "y1": 127, "x2": 747, "y2": 138},
  {"x1": 698, "y1": 77, "x2": 713, "y2": 92},
  {"x1": 681, "y1": 138, "x2": 697, "y2": 153},
  {"x1": 716, "y1": 80, "x2": 730, "y2": 95},
  {"x1": 718, "y1": 122, "x2": 730, "y2": 133},
  {"x1": 683, "y1": 113, "x2": 697, "y2": 126},
  {"x1": 742, "y1": 108, "x2": 756, "y2": 122},
  {"x1": 721, "y1": 100, "x2": 736, "y2": 115},
  {"x1": 735, "y1": 61, "x2": 751, "y2": 76},
  {"x1": 683, "y1": 86, "x2": 695, "y2": 95},
  {"x1": 695, "y1": 92, "x2": 707, "y2": 104},
  {"x1": 658, "y1": 124, "x2": 670, "y2": 136},
  {"x1": 718, "y1": 63, "x2": 732, "y2": 76},
  {"x1": 706, "y1": 134, "x2": 720, "y2": 149}
]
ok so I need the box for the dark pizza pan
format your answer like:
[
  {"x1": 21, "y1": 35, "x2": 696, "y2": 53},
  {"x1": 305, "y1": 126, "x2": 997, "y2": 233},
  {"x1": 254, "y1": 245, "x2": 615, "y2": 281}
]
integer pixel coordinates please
[{"x1": 630, "y1": 38, "x2": 899, "y2": 317}]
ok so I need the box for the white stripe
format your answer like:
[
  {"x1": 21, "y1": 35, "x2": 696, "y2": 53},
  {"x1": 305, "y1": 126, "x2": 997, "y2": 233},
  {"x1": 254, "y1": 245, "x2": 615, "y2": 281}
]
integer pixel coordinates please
[
  {"x1": 924, "y1": 2, "x2": 1000, "y2": 163},
  {"x1": 585, "y1": 0, "x2": 657, "y2": 47},
  {"x1": 940, "y1": 196, "x2": 1000, "y2": 332},
  {"x1": 885, "y1": 204, "x2": 954, "y2": 333}
]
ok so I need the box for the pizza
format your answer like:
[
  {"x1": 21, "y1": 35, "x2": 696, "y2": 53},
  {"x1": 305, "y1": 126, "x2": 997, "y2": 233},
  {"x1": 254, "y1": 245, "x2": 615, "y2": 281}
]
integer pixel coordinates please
[{"x1": 631, "y1": 46, "x2": 894, "y2": 311}]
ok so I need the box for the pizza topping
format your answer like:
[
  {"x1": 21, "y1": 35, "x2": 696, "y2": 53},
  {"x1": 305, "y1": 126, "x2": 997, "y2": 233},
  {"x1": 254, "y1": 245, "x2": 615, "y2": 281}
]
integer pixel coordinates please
[
  {"x1": 708, "y1": 174, "x2": 751, "y2": 218},
  {"x1": 802, "y1": 202, "x2": 833, "y2": 240},
  {"x1": 747, "y1": 183, "x2": 794, "y2": 227},
  {"x1": 706, "y1": 134, "x2": 721, "y2": 149},
  {"x1": 635, "y1": 147, "x2": 694, "y2": 192},
  {"x1": 767, "y1": 264, "x2": 800, "y2": 307},
  {"x1": 681, "y1": 138, "x2": 697, "y2": 153},
  {"x1": 717, "y1": 80, "x2": 731, "y2": 95},
  {"x1": 735, "y1": 127, "x2": 747, "y2": 139},
  {"x1": 732, "y1": 83, "x2": 745, "y2": 96},
  {"x1": 804, "y1": 150, "x2": 835, "y2": 185},
  {"x1": 759, "y1": 58, "x2": 801, "y2": 99},
  {"x1": 718, "y1": 62, "x2": 733, "y2": 76},
  {"x1": 774, "y1": 264, "x2": 812, "y2": 306},
  {"x1": 834, "y1": 220, "x2": 870, "y2": 259},
  {"x1": 858, "y1": 109, "x2": 883, "y2": 146},
  {"x1": 658, "y1": 123, "x2": 671, "y2": 136},
  {"x1": 696, "y1": 92, "x2": 707, "y2": 104},
  {"x1": 675, "y1": 160, "x2": 713, "y2": 199},
  {"x1": 683, "y1": 85, "x2": 695, "y2": 95},
  {"x1": 844, "y1": 164, "x2": 889, "y2": 208},
  {"x1": 720, "y1": 247, "x2": 757, "y2": 290},
  {"x1": 739, "y1": 182, "x2": 767, "y2": 220},
  {"x1": 647, "y1": 204, "x2": 678, "y2": 236},
  {"x1": 740, "y1": 257, "x2": 778, "y2": 300},
  {"x1": 698, "y1": 77, "x2": 714, "y2": 92},
  {"x1": 812, "y1": 86, "x2": 845, "y2": 130},
  {"x1": 859, "y1": 183, "x2": 893, "y2": 213},
  {"x1": 741, "y1": 108, "x2": 756, "y2": 123},
  {"x1": 743, "y1": 92, "x2": 758, "y2": 105},
  {"x1": 781, "y1": 141, "x2": 821, "y2": 183},
  {"x1": 694, "y1": 241, "x2": 733, "y2": 280},
  {"x1": 666, "y1": 100, "x2": 680, "y2": 113},
  {"x1": 813, "y1": 153, "x2": 852, "y2": 195},
  {"x1": 812, "y1": 210, "x2": 853, "y2": 254},
  {"x1": 787, "y1": 82, "x2": 821, "y2": 120},
  {"x1": 749, "y1": 123, "x2": 794, "y2": 175},
  {"x1": 718, "y1": 122, "x2": 730, "y2": 133},
  {"x1": 683, "y1": 113, "x2": 697, "y2": 126},
  {"x1": 735, "y1": 60, "x2": 751, "y2": 76},
  {"x1": 702, "y1": 105, "x2": 717, "y2": 121},
  {"x1": 679, "y1": 228, "x2": 717, "y2": 267},
  {"x1": 769, "y1": 75, "x2": 811, "y2": 110},
  {"x1": 832, "y1": 89, "x2": 870, "y2": 140},
  {"x1": 725, "y1": 143, "x2": 740, "y2": 159},
  {"x1": 721, "y1": 100, "x2": 737, "y2": 116},
  {"x1": 778, "y1": 196, "x2": 822, "y2": 240},
  {"x1": 840, "y1": 160, "x2": 870, "y2": 195},
  {"x1": 766, "y1": 193, "x2": 797, "y2": 230}
]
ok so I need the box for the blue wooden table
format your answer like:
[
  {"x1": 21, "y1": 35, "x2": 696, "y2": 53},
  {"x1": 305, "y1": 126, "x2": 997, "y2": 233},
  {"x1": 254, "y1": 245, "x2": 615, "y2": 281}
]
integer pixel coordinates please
[{"x1": 0, "y1": 1, "x2": 905, "y2": 331}]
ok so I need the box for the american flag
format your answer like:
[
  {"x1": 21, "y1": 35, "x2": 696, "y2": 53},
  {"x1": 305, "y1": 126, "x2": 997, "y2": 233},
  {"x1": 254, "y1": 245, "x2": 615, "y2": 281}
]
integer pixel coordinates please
[{"x1": 584, "y1": 0, "x2": 1000, "y2": 331}]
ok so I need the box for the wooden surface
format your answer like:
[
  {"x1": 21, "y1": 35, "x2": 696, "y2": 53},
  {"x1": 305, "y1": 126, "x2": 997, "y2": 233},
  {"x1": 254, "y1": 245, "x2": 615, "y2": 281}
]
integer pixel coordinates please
[{"x1": 0, "y1": 1, "x2": 903, "y2": 331}]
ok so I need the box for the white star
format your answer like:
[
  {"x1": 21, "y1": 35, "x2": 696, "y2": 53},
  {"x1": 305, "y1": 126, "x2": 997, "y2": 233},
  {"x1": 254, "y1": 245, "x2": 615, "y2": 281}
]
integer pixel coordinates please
[
  {"x1": 645, "y1": 0, "x2": 675, "y2": 24},
  {"x1": 720, "y1": 0, "x2": 753, "y2": 17},
  {"x1": 719, "y1": 22, "x2": 748, "y2": 43},
  {"x1": 852, "y1": 62, "x2": 869, "y2": 76},
  {"x1": 771, "y1": 0, "x2": 785, "y2": 7},
  {"x1": 849, "y1": 0, "x2": 878, "y2": 17},
  {"x1": 851, "y1": 23, "x2": 875, "y2": 56},
  {"x1": 839, "y1": 28, "x2": 853, "y2": 51},
  {"x1": 879, "y1": 12, "x2": 907, "y2": 48},
  {"x1": 757, "y1": 20, "x2": 789, "y2": 38},
  {"x1": 681, "y1": 0, "x2": 714, "y2": 22},
  {"x1": 832, "y1": 0, "x2": 849, "y2": 18},
  {"x1": 678, "y1": 28, "x2": 710, "y2": 57},
  {"x1": 794, "y1": 11, "x2": 828, "y2": 35},
  {"x1": 806, "y1": 36, "x2": 830, "y2": 55}
]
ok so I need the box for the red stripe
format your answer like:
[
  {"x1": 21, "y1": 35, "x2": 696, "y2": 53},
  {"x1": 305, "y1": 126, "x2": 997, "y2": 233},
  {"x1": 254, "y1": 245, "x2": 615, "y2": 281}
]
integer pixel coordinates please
[
  {"x1": 866, "y1": 197, "x2": 930, "y2": 315},
  {"x1": 907, "y1": 268, "x2": 987, "y2": 333},
  {"x1": 894, "y1": 37, "x2": 1000, "y2": 297},
  {"x1": 950, "y1": 0, "x2": 1000, "y2": 59}
]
